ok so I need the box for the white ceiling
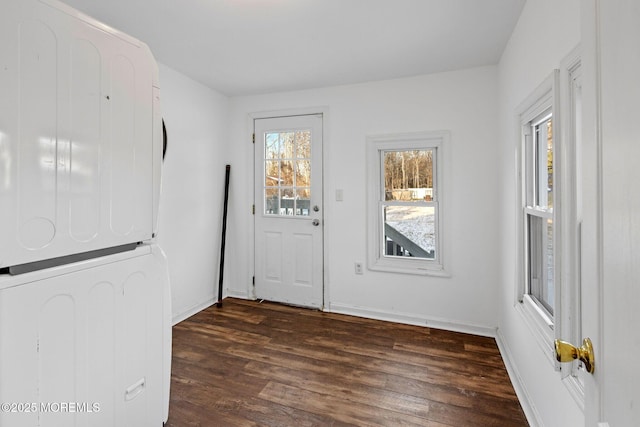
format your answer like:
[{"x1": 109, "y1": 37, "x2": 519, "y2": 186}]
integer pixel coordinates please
[{"x1": 61, "y1": 0, "x2": 526, "y2": 96}]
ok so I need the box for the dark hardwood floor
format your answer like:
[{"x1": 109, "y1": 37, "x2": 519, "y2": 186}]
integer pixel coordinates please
[{"x1": 165, "y1": 298, "x2": 528, "y2": 426}]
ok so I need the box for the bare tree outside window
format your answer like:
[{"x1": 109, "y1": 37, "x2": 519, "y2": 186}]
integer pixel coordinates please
[{"x1": 264, "y1": 130, "x2": 312, "y2": 216}]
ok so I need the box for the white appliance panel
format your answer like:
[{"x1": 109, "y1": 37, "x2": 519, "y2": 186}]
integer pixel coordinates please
[
  {"x1": 0, "y1": 245, "x2": 171, "y2": 427},
  {"x1": 0, "y1": 0, "x2": 162, "y2": 269}
]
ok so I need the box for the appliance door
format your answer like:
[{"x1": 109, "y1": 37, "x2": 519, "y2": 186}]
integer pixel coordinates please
[
  {"x1": 0, "y1": 0, "x2": 162, "y2": 270},
  {"x1": 0, "y1": 244, "x2": 171, "y2": 427}
]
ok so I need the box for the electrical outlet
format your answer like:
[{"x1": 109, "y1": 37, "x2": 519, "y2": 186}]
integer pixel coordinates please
[{"x1": 354, "y1": 262, "x2": 363, "y2": 275}]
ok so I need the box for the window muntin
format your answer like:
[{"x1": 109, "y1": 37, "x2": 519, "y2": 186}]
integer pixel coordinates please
[{"x1": 263, "y1": 130, "x2": 312, "y2": 216}]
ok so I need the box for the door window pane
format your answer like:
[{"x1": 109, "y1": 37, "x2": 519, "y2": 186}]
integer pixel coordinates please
[
  {"x1": 263, "y1": 130, "x2": 312, "y2": 217},
  {"x1": 281, "y1": 160, "x2": 294, "y2": 186},
  {"x1": 265, "y1": 133, "x2": 280, "y2": 158},
  {"x1": 295, "y1": 131, "x2": 311, "y2": 158},
  {"x1": 265, "y1": 161, "x2": 279, "y2": 186},
  {"x1": 265, "y1": 188, "x2": 279, "y2": 214},
  {"x1": 296, "y1": 188, "x2": 311, "y2": 215},
  {"x1": 295, "y1": 159, "x2": 311, "y2": 187},
  {"x1": 281, "y1": 132, "x2": 295, "y2": 158}
]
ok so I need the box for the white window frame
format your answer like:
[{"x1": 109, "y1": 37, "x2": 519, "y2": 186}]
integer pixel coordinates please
[
  {"x1": 515, "y1": 71, "x2": 560, "y2": 361},
  {"x1": 516, "y1": 51, "x2": 586, "y2": 408},
  {"x1": 557, "y1": 47, "x2": 586, "y2": 407},
  {"x1": 524, "y1": 109, "x2": 555, "y2": 317},
  {"x1": 366, "y1": 131, "x2": 450, "y2": 276}
]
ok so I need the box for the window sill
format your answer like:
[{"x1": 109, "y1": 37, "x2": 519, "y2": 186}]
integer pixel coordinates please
[
  {"x1": 368, "y1": 257, "x2": 450, "y2": 277},
  {"x1": 516, "y1": 295, "x2": 555, "y2": 366}
]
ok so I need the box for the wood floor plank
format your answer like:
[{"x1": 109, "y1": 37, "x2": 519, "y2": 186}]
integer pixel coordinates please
[
  {"x1": 244, "y1": 360, "x2": 522, "y2": 427},
  {"x1": 171, "y1": 375, "x2": 338, "y2": 427},
  {"x1": 259, "y1": 381, "x2": 445, "y2": 427},
  {"x1": 164, "y1": 298, "x2": 528, "y2": 426},
  {"x1": 244, "y1": 351, "x2": 525, "y2": 425},
  {"x1": 244, "y1": 361, "x2": 434, "y2": 418},
  {"x1": 262, "y1": 341, "x2": 433, "y2": 383},
  {"x1": 225, "y1": 345, "x2": 390, "y2": 389},
  {"x1": 381, "y1": 372, "x2": 526, "y2": 421},
  {"x1": 393, "y1": 341, "x2": 506, "y2": 368},
  {"x1": 305, "y1": 334, "x2": 502, "y2": 377},
  {"x1": 174, "y1": 322, "x2": 272, "y2": 346}
]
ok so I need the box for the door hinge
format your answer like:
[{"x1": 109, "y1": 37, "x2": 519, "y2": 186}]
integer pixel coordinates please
[
  {"x1": 252, "y1": 133, "x2": 255, "y2": 144},
  {"x1": 252, "y1": 276, "x2": 255, "y2": 286},
  {"x1": 252, "y1": 204, "x2": 255, "y2": 214}
]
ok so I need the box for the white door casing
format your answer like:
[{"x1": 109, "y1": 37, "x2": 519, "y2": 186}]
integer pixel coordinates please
[{"x1": 254, "y1": 114, "x2": 324, "y2": 308}]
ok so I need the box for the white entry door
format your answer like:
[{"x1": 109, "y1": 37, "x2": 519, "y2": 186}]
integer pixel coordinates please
[
  {"x1": 254, "y1": 114, "x2": 323, "y2": 308},
  {"x1": 580, "y1": 1, "x2": 640, "y2": 425}
]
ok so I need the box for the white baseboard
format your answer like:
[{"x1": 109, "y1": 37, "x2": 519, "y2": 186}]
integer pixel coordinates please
[
  {"x1": 172, "y1": 298, "x2": 216, "y2": 325},
  {"x1": 495, "y1": 328, "x2": 542, "y2": 427},
  {"x1": 225, "y1": 288, "x2": 250, "y2": 299},
  {"x1": 172, "y1": 289, "x2": 251, "y2": 325},
  {"x1": 327, "y1": 302, "x2": 497, "y2": 338}
]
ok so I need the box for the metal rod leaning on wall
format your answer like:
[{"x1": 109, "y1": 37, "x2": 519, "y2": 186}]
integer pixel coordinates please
[{"x1": 217, "y1": 164, "x2": 231, "y2": 308}]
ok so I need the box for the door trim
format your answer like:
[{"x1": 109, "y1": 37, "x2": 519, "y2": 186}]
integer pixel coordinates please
[{"x1": 249, "y1": 107, "x2": 329, "y2": 309}]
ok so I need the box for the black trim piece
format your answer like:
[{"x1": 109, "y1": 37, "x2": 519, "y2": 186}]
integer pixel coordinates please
[
  {"x1": 216, "y1": 164, "x2": 231, "y2": 308},
  {"x1": 162, "y1": 119, "x2": 167, "y2": 160},
  {"x1": 4, "y1": 243, "x2": 138, "y2": 275}
]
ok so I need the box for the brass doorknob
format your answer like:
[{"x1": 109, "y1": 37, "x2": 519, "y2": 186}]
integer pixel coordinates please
[{"x1": 554, "y1": 337, "x2": 595, "y2": 374}]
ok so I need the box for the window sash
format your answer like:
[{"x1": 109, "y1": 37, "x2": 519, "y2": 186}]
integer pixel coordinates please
[
  {"x1": 525, "y1": 209, "x2": 554, "y2": 317},
  {"x1": 380, "y1": 148, "x2": 437, "y2": 201},
  {"x1": 380, "y1": 200, "x2": 438, "y2": 260}
]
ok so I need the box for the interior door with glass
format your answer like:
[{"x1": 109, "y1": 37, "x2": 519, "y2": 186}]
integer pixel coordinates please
[{"x1": 254, "y1": 114, "x2": 323, "y2": 308}]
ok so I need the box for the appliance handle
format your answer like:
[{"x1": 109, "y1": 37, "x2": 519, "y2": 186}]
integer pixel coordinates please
[{"x1": 124, "y1": 377, "x2": 146, "y2": 401}]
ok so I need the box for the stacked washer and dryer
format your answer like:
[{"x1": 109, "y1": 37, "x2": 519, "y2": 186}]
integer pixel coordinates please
[{"x1": 0, "y1": 1, "x2": 172, "y2": 426}]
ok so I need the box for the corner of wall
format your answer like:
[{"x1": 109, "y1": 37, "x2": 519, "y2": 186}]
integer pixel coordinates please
[{"x1": 495, "y1": 328, "x2": 543, "y2": 427}]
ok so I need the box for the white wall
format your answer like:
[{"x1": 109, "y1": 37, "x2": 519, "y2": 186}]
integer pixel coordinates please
[
  {"x1": 153, "y1": 3, "x2": 589, "y2": 423},
  {"x1": 496, "y1": 0, "x2": 583, "y2": 425},
  {"x1": 156, "y1": 63, "x2": 230, "y2": 324},
  {"x1": 225, "y1": 66, "x2": 501, "y2": 333}
]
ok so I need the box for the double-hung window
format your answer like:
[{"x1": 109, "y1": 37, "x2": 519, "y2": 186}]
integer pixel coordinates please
[
  {"x1": 367, "y1": 131, "x2": 449, "y2": 276},
  {"x1": 524, "y1": 110, "x2": 555, "y2": 318},
  {"x1": 518, "y1": 54, "x2": 585, "y2": 401},
  {"x1": 516, "y1": 71, "x2": 560, "y2": 346}
]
